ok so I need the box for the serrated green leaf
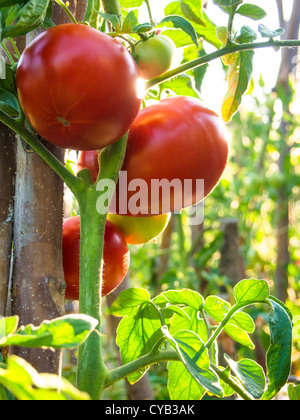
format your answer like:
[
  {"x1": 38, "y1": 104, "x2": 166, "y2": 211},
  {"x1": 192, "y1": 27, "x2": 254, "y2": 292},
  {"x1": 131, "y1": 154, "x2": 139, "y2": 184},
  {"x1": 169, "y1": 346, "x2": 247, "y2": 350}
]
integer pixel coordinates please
[
  {"x1": 163, "y1": 327, "x2": 223, "y2": 397},
  {"x1": 95, "y1": 11, "x2": 121, "y2": 31},
  {"x1": 224, "y1": 322, "x2": 255, "y2": 349},
  {"x1": 180, "y1": 0, "x2": 205, "y2": 26},
  {"x1": 133, "y1": 22, "x2": 153, "y2": 33},
  {"x1": 170, "y1": 307, "x2": 208, "y2": 343},
  {"x1": 224, "y1": 355, "x2": 266, "y2": 399},
  {"x1": 236, "y1": 4, "x2": 266, "y2": 20},
  {"x1": 110, "y1": 287, "x2": 150, "y2": 317},
  {"x1": 155, "y1": 289, "x2": 204, "y2": 310},
  {"x1": 204, "y1": 295, "x2": 231, "y2": 322},
  {"x1": 234, "y1": 279, "x2": 269, "y2": 304},
  {"x1": 262, "y1": 299, "x2": 293, "y2": 400},
  {"x1": 258, "y1": 24, "x2": 285, "y2": 39},
  {"x1": 230, "y1": 312, "x2": 255, "y2": 333},
  {"x1": 168, "y1": 361, "x2": 206, "y2": 400},
  {"x1": 159, "y1": 14, "x2": 198, "y2": 47},
  {"x1": 164, "y1": 2, "x2": 221, "y2": 48},
  {"x1": 213, "y1": 0, "x2": 243, "y2": 14},
  {"x1": 121, "y1": 9, "x2": 138, "y2": 33},
  {"x1": 116, "y1": 302, "x2": 167, "y2": 384},
  {"x1": 165, "y1": 305, "x2": 191, "y2": 320},
  {"x1": 0, "y1": 315, "x2": 98, "y2": 350},
  {"x1": 2, "y1": 0, "x2": 50, "y2": 39}
]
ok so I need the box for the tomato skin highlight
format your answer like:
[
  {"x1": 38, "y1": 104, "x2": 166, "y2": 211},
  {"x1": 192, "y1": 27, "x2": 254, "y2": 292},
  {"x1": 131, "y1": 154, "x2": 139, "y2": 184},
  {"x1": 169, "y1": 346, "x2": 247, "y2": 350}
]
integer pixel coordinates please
[
  {"x1": 115, "y1": 96, "x2": 230, "y2": 216},
  {"x1": 16, "y1": 23, "x2": 141, "y2": 151},
  {"x1": 134, "y1": 35, "x2": 176, "y2": 80},
  {"x1": 107, "y1": 213, "x2": 171, "y2": 245},
  {"x1": 62, "y1": 216, "x2": 130, "y2": 301}
]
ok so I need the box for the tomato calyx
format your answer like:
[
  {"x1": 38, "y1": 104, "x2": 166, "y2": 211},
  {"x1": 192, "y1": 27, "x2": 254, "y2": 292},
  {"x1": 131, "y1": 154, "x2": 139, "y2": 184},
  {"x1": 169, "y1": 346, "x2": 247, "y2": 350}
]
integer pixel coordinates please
[{"x1": 57, "y1": 116, "x2": 71, "y2": 128}]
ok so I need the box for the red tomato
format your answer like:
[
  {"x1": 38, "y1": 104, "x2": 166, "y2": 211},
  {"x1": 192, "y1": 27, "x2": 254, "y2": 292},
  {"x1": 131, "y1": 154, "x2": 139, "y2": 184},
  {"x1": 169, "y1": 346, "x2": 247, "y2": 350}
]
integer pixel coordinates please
[
  {"x1": 16, "y1": 23, "x2": 141, "y2": 151},
  {"x1": 77, "y1": 150, "x2": 99, "y2": 183},
  {"x1": 114, "y1": 96, "x2": 230, "y2": 216},
  {"x1": 62, "y1": 216, "x2": 130, "y2": 300}
]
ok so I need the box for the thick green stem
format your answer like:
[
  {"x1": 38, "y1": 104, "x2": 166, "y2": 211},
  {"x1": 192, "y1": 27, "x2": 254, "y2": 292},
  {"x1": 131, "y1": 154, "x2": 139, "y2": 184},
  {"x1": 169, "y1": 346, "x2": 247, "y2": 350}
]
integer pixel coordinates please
[
  {"x1": 76, "y1": 134, "x2": 128, "y2": 400},
  {"x1": 105, "y1": 350, "x2": 180, "y2": 388},
  {"x1": 76, "y1": 188, "x2": 108, "y2": 400},
  {"x1": 146, "y1": 39, "x2": 300, "y2": 89}
]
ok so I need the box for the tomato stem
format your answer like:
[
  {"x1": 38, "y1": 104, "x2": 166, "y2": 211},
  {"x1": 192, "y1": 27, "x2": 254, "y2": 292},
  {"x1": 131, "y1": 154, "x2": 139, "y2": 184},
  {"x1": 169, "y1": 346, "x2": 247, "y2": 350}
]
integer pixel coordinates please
[
  {"x1": 146, "y1": 38, "x2": 300, "y2": 90},
  {"x1": 54, "y1": 0, "x2": 78, "y2": 24},
  {"x1": 75, "y1": 133, "x2": 128, "y2": 399}
]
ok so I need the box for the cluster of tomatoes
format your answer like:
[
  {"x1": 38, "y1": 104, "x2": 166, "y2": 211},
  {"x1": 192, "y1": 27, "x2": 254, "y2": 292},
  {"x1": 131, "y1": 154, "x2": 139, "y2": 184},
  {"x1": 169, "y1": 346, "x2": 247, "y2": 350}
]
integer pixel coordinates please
[{"x1": 16, "y1": 24, "x2": 230, "y2": 301}]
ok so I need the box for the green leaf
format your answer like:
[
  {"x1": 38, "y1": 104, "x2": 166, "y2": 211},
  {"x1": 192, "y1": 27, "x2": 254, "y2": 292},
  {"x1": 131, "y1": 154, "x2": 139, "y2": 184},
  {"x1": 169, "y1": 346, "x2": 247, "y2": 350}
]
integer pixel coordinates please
[
  {"x1": 154, "y1": 288, "x2": 204, "y2": 310},
  {"x1": 163, "y1": 327, "x2": 223, "y2": 397},
  {"x1": 165, "y1": 305, "x2": 191, "y2": 320},
  {"x1": 0, "y1": 88, "x2": 20, "y2": 117},
  {"x1": 116, "y1": 302, "x2": 167, "y2": 384},
  {"x1": 110, "y1": 287, "x2": 150, "y2": 317},
  {"x1": 168, "y1": 361, "x2": 206, "y2": 400},
  {"x1": 180, "y1": 0, "x2": 205, "y2": 26},
  {"x1": 262, "y1": 299, "x2": 293, "y2": 400},
  {"x1": 159, "y1": 15, "x2": 198, "y2": 47},
  {"x1": 0, "y1": 316, "x2": 19, "y2": 339},
  {"x1": 213, "y1": 0, "x2": 243, "y2": 14},
  {"x1": 236, "y1": 3, "x2": 267, "y2": 20},
  {"x1": 164, "y1": 2, "x2": 222, "y2": 48},
  {"x1": 95, "y1": 11, "x2": 121, "y2": 31},
  {"x1": 288, "y1": 383, "x2": 300, "y2": 401},
  {"x1": 204, "y1": 295, "x2": 231, "y2": 322},
  {"x1": 224, "y1": 354, "x2": 266, "y2": 399},
  {"x1": 0, "y1": 355, "x2": 90, "y2": 400},
  {"x1": 121, "y1": 9, "x2": 138, "y2": 33},
  {"x1": 234, "y1": 279, "x2": 269, "y2": 304},
  {"x1": 2, "y1": 0, "x2": 51, "y2": 39},
  {"x1": 133, "y1": 22, "x2": 153, "y2": 33},
  {"x1": 170, "y1": 307, "x2": 208, "y2": 343},
  {"x1": 0, "y1": 315, "x2": 98, "y2": 350},
  {"x1": 258, "y1": 24, "x2": 285, "y2": 40},
  {"x1": 224, "y1": 322, "x2": 255, "y2": 349}
]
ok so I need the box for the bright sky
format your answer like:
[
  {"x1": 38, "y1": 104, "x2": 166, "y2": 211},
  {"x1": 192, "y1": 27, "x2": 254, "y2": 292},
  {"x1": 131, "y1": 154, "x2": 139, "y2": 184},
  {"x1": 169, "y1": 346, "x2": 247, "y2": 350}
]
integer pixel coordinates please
[{"x1": 141, "y1": 0, "x2": 297, "y2": 114}]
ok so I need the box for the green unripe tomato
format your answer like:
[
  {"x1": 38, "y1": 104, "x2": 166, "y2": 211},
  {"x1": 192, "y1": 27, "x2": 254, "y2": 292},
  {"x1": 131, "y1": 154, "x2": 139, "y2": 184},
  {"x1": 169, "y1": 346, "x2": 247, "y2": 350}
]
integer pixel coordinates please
[
  {"x1": 134, "y1": 35, "x2": 176, "y2": 80},
  {"x1": 107, "y1": 213, "x2": 171, "y2": 245}
]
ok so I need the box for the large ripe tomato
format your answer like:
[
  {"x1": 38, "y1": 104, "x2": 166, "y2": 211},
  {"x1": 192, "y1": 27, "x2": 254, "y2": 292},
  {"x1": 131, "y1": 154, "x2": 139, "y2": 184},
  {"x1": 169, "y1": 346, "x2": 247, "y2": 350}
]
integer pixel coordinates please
[
  {"x1": 114, "y1": 96, "x2": 230, "y2": 216},
  {"x1": 134, "y1": 35, "x2": 176, "y2": 80},
  {"x1": 16, "y1": 23, "x2": 141, "y2": 151},
  {"x1": 62, "y1": 216, "x2": 130, "y2": 300},
  {"x1": 107, "y1": 213, "x2": 171, "y2": 245}
]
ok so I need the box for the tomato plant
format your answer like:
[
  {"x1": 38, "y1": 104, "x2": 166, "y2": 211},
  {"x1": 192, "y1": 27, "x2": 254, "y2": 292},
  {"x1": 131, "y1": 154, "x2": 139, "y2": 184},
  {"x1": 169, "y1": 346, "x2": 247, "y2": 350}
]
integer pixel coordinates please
[
  {"x1": 0, "y1": 0, "x2": 298, "y2": 404},
  {"x1": 16, "y1": 23, "x2": 141, "y2": 151},
  {"x1": 107, "y1": 212, "x2": 171, "y2": 245},
  {"x1": 62, "y1": 216, "x2": 130, "y2": 300},
  {"x1": 133, "y1": 34, "x2": 176, "y2": 80},
  {"x1": 114, "y1": 96, "x2": 229, "y2": 215}
]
